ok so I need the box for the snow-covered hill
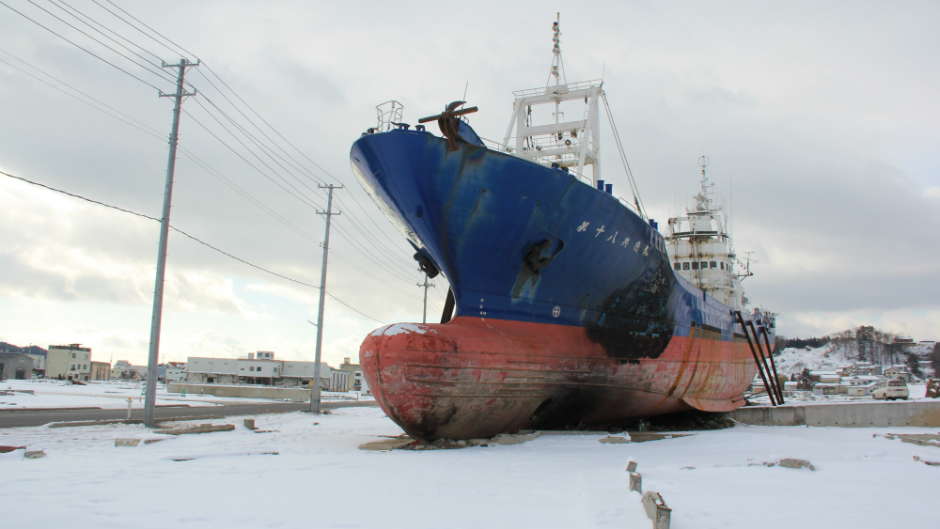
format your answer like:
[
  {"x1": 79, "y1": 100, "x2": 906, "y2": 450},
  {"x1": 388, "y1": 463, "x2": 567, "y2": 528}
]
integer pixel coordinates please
[{"x1": 772, "y1": 341, "x2": 936, "y2": 379}]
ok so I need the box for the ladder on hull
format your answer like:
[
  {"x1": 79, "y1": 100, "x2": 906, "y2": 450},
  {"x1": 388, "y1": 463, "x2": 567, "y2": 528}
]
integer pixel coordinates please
[{"x1": 735, "y1": 311, "x2": 785, "y2": 406}]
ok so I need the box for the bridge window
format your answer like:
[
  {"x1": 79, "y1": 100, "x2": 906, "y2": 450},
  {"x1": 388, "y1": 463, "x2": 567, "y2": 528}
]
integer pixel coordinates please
[
  {"x1": 720, "y1": 262, "x2": 724, "y2": 270},
  {"x1": 673, "y1": 263, "x2": 681, "y2": 271},
  {"x1": 691, "y1": 262, "x2": 699, "y2": 270},
  {"x1": 710, "y1": 261, "x2": 717, "y2": 269},
  {"x1": 701, "y1": 261, "x2": 708, "y2": 270},
  {"x1": 682, "y1": 262, "x2": 690, "y2": 270}
]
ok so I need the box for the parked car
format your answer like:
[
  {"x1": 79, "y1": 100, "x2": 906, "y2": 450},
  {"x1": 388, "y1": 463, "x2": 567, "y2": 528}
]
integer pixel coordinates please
[{"x1": 872, "y1": 378, "x2": 909, "y2": 401}]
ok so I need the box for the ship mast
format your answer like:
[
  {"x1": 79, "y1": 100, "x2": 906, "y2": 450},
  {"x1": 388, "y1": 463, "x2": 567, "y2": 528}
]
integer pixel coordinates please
[{"x1": 502, "y1": 16, "x2": 603, "y2": 185}]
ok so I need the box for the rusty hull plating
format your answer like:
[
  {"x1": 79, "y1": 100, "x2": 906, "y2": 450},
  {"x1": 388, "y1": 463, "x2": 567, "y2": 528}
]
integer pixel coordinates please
[{"x1": 361, "y1": 317, "x2": 754, "y2": 442}]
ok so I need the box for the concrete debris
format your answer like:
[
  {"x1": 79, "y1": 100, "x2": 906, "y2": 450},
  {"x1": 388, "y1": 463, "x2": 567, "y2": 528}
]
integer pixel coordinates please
[
  {"x1": 925, "y1": 379, "x2": 939, "y2": 399},
  {"x1": 243, "y1": 419, "x2": 256, "y2": 430},
  {"x1": 641, "y1": 491, "x2": 672, "y2": 529},
  {"x1": 360, "y1": 430, "x2": 657, "y2": 451},
  {"x1": 0, "y1": 445, "x2": 27, "y2": 453},
  {"x1": 115, "y1": 438, "x2": 141, "y2": 447},
  {"x1": 757, "y1": 458, "x2": 816, "y2": 471},
  {"x1": 913, "y1": 456, "x2": 940, "y2": 466},
  {"x1": 143, "y1": 439, "x2": 165, "y2": 445},
  {"x1": 24, "y1": 450, "x2": 46, "y2": 459},
  {"x1": 154, "y1": 424, "x2": 235, "y2": 435},
  {"x1": 875, "y1": 433, "x2": 940, "y2": 448},
  {"x1": 625, "y1": 458, "x2": 638, "y2": 472},
  {"x1": 629, "y1": 471, "x2": 642, "y2": 493}
]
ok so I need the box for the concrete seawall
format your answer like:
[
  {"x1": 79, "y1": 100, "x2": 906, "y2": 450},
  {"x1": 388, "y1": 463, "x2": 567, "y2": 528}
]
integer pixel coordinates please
[
  {"x1": 731, "y1": 400, "x2": 940, "y2": 427},
  {"x1": 167, "y1": 383, "x2": 311, "y2": 402}
]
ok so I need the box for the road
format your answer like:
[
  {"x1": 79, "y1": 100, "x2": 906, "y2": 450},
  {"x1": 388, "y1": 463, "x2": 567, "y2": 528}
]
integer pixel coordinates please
[{"x1": 0, "y1": 400, "x2": 378, "y2": 428}]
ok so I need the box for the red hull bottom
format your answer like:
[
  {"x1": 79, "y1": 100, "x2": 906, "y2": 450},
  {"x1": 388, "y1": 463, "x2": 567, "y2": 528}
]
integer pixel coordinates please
[{"x1": 360, "y1": 317, "x2": 757, "y2": 441}]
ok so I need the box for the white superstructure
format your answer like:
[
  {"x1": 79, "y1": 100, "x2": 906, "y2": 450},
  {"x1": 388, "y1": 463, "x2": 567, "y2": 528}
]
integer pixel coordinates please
[
  {"x1": 666, "y1": 157, "x2": 748, "y2": 310},
  {"x1": 501, "y1": 16, "x2": 604, "y2": 185}
]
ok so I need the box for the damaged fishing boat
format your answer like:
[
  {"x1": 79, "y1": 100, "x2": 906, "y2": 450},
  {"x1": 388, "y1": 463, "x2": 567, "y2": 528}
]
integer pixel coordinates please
[{"x1": 350, "y1": 17, "x2": 775, "y2": 441}]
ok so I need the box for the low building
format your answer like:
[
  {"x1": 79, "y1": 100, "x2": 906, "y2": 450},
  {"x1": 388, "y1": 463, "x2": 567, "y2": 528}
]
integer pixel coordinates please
[
  {"x1": 355, "y1": 370, "x2": 370, "y2": 394},
  {"x1": 165, "y1": 362, "x2": 187, "y2": 382},
  {"x1": 90, "y1": 361, "x2": 110, "y2": 381},
  {"x1": 25, "y1": 353, "x2": 46, "y2": 374},
  {"x1": 813, "y1": 383, "x2": 844, "y2": 396},
  {"x1": 0, "y1": 353, "x2": 34, "y2": 380},
  {"x1": 185, "y1": 352, "x2": 340, "y2": 389},
  {"x1": 884, "y1": 367, "x2": 911, "y2": 383},
  {"x1": 847, "y1": 383, "x2": 877, "y2": 397},
  {"x1": 46, "y1": 344, "x2": 92, "y2": 381},
  {"x1": 810, "y1": 370, "x2": 842, "y2": 384},
  {"x1": 185, "y1": 357, "x2": 239, "y2": 384},
  {"x1": 338, "y1": 357, "x2": 360, "y2": 391}
]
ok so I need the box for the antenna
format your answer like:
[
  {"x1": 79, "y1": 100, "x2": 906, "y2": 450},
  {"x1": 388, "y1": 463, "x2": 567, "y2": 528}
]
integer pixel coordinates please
[{"x1": 462, "y1": 81, "x2": 469, "y2": 102}]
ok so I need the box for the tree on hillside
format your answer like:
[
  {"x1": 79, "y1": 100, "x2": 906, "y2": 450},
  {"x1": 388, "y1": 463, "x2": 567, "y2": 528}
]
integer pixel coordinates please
[{"x1": 932, "y1": 343, "x2": 940, "y2": 377}]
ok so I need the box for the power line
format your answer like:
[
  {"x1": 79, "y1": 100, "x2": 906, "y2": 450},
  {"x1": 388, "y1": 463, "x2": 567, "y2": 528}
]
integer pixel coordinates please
[
  {"x1": 1, "y1": 170, "x2": 386, "y2": 324},
  {"x1": 86, "y1": 2, "x2": 418, "y2": 273},
  {"x1": 1, "y1": 49, "x2": 415, "y2": 294},
  {"x1": 46, "y1": 0, "x2": 176, "y2": 83},
  {"x1": 0, "y1": 0, "x2": 163, "y2": 90}
]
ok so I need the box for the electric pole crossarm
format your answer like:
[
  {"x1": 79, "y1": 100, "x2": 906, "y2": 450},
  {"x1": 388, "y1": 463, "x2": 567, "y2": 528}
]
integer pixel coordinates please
[
  {"x1": 417, "y1": 274, "x2": 435, "y2": 324},
  {"x1": 144, "y1": 59, "x2": 198, "y2": 428}
]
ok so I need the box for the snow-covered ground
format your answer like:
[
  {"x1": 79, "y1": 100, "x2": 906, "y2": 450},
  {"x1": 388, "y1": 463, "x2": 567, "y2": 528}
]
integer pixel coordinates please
[
  {"x1": 0, "y1": 379, "x2": 371, "y2": 409},
  {"x1": 1, "y1": 407, "x2": 936, "y2": 528}
]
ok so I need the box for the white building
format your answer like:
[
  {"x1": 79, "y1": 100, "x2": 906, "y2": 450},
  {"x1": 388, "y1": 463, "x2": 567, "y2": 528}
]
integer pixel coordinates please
[
  {"x1": 165, "y1": 362, "x2": 187, "y2": 383},
  {"x1": 185, "y1": 353, "x2": 342, "y2": 389},
  {"x1": 46, "y1": 344, "x2": 92, "y2": 381},
  {"x1": 185, "y1": 357, "x2": 239, "y2": 384},
  {"x1": 355, "y1": 370, "x2": 370, "y2": 394}
]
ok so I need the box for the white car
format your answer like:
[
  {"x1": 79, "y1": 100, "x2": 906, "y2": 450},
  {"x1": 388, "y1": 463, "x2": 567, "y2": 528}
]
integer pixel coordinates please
[{"x1": 872, "y1": 379, "x2": 909, "y2": 401}]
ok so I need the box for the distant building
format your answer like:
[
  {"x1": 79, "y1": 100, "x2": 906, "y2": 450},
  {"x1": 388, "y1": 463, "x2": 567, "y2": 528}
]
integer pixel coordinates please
[
  {"x1": 338, "y1": 357, "x2": 360, "y2": 391},
  {"x1": 185, "y1": 352, "x2": 344, "y2": 389},
  {"x1": 847, "y1": 383, "x2": 877, "y2": 397},
  {"x1": 809, "y1": 370, "x2": 842, "y2": 384},
  {"x1": 111, "y1": 360, "x2": 146, "y2": 380},
  {"x1": 90, "y1": 361, "x2": 110, "y2": 381},
  {"x1": 165, "y1": 362, "x2": 187, "y2": 383},
  {"x1": 46, "y1": 344, "x2": 92, "y2": 381},
  {"x1": 185, "y1": 357, "x2": 239, "y2": 384},
  {"x1": 355, "y1": 370, "x2": 370, "y2": 394},
  {"x1": 25, "y1": 353, "x2": 45, "y2": 373},
  {"x1": 884, "y1": 367, "x2": 911, "y2": 383},
  {"x1": 0, "y1": 353, "x2": 34, "y2": 380}
]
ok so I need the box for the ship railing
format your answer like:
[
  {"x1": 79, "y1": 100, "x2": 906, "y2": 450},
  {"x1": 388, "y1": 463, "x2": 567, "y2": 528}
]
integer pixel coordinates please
[
  {"x1": 375, "y1": 100, "x2": 404, "y2": 133},
  {"x1": 511, "y1": 79, "x2": 604, "y2": 98}
]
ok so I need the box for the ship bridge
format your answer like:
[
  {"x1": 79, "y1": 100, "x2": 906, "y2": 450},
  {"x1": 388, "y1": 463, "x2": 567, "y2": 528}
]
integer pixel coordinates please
[{"x1": 666, "y1": 157, "x2": 748, "y2": 310}]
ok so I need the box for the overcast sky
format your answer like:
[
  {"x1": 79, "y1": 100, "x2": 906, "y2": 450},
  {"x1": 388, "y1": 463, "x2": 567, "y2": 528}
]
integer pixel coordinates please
[{"x1": 1, "y1": 1, "x2": 938, "y2": 367}]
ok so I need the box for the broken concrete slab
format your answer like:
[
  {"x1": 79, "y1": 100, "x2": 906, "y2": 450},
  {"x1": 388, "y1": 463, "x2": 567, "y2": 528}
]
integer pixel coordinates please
[
  {"x1": 24, "y1": 450, "x2": 46, "y2": 459},
  {"x1": 115, "y1": 438, "x2": 141, "y2": 447},
  {"x1": 641, "y1": 491, "x2": 671, "y2": 529},
  {"x1": 0, "y1": 445, "x2": 27, "y2": 453},
  {"x1": 243, "y1": 418, "x2": 256, "y2": 430},
  {"x1": 154, "y1": 424, "x2": 235, "y2": 435},
  {"x1": 599, "y1": 435, "x2": 630, "y2": 444},
  {"x1": 629, "y1": 472, "x2": 642, "y2": 493},
  {"x1": 626, "y1": 458, "x2": 638, "y2": 472}
]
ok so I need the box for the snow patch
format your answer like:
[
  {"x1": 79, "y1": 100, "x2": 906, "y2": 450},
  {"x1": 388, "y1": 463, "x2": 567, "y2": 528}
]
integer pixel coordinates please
[{"x1": 382, "y1": 323, "x2": 429, "y2": 337}]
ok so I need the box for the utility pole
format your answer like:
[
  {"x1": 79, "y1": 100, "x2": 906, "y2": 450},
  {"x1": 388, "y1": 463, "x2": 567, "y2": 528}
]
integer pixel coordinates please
[
  {"x1": 144, "y1": 59, "x2": 198, "y2": 428},
  {"x1": 311, "y1": 184, "x2": 342, "y2": 414},
  {"x1": 417, "y1": 273, "x2": 435, "y2": 323}
]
